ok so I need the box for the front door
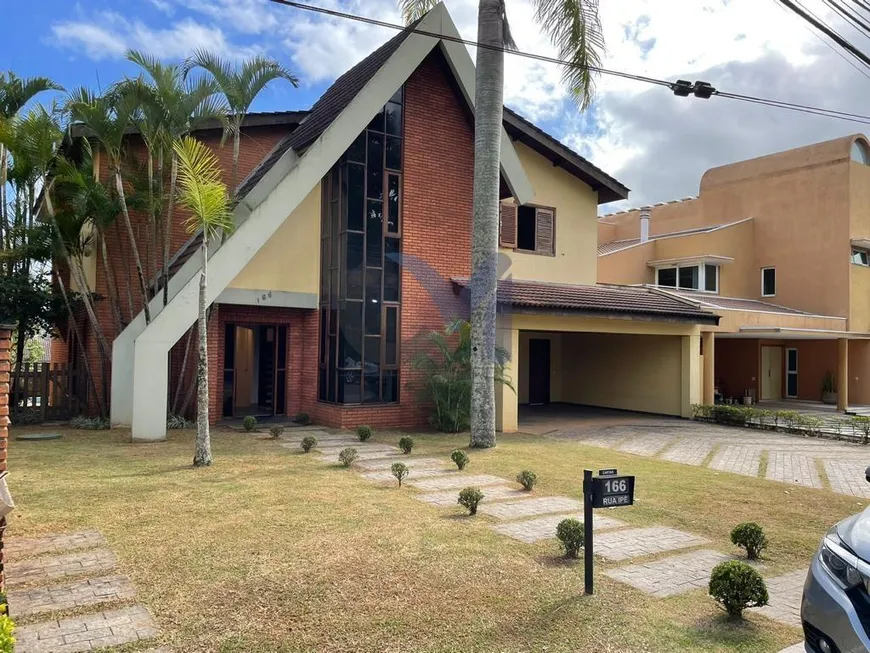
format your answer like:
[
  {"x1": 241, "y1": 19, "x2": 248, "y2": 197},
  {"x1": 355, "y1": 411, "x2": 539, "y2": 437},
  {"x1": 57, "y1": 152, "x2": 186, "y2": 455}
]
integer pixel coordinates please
[
  {"x1": 528, "y1": 338, "x2": 551, "y2": 405},
  {"x1": 761, "y1": 346, "x2": 783, "y2": 400},
  {"x1": 222, "y1": 323, "x2": 287, "y2": 418}
]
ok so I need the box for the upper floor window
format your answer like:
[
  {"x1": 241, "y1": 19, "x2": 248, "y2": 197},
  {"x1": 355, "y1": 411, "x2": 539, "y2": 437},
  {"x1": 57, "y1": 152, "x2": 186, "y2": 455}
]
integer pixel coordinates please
[
  {"x1": 499, "y1": 203, "x2": 555, "y2": 256},
  {"x1": 852, "y1": 140, "x2": 870, "y2": 165},
  {"x1": 655, "y1": 263, "x2": 718, "y2": 293},
  {"x1": 853, "y1": 249, "x2": 870, "y2": 266},
  {"x1": 761, "y1": 267, "x2": 776, "y2": 297}
]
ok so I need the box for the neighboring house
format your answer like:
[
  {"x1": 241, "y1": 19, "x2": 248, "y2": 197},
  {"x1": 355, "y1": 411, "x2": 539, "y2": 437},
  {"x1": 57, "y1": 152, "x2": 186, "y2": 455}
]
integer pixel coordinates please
[
  {"x1": 599, "y1": 134, "x2": 870, "y2": 411},
  {"x1": 57, "y1": 3, "x2": 721, "y2": 441}
]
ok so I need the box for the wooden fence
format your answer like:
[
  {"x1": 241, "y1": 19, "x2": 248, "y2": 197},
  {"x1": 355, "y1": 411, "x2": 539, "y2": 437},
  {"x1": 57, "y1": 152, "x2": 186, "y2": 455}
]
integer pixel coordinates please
[{"x1": 9, "y1": 363, "x2": 87, "y2": 423}]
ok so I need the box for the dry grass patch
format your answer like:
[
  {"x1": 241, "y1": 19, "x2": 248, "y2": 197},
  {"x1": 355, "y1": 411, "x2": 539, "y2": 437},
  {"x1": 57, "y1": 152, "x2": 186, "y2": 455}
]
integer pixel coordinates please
[{"x1": 5, "y1": 426, "x2": 852, "y2": 652}]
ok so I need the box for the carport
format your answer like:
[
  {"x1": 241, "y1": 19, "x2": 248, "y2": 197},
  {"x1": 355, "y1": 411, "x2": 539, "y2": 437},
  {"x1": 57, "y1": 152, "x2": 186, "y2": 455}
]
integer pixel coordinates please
[{"x1": 451, "y1": 280, "x2": 720, "y2": 432}]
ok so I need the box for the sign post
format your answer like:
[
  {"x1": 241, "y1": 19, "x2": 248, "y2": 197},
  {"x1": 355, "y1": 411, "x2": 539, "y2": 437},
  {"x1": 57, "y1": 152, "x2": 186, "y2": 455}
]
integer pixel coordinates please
[{"x1": 582, "y1": 468, "x2": 636, "y2": 595}]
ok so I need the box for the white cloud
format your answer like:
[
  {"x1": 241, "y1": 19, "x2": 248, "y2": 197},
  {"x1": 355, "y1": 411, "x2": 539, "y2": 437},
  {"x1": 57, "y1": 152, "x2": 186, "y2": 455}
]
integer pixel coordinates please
[
  {"x1": 147, "y1": 0, "x2": 175, "y2": 16},
  {"x1": 174, "y1": 0, "x2": 279, "y2": 35},
  {"x1": 50, "y1": 12, "x2": 262, "y2": 61}
]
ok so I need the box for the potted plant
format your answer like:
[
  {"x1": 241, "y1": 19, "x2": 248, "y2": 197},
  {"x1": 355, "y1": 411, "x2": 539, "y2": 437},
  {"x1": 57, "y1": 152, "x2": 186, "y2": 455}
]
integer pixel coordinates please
[{"x1": 822, "y1": 371, "x2": 838, "y2": 405}]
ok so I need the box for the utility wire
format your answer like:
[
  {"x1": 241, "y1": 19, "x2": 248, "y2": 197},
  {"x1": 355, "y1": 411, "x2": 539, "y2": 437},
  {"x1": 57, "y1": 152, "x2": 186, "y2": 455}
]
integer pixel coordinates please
[
  {"x1": 822, "y1": 0, "x2": 870, "y2": 37},
  {"x1": 269, "y1": 0, "x2": 870, "y2": 126},
  {"x1": 775, "y1": 0, "x2": 870, "y2": 67}
]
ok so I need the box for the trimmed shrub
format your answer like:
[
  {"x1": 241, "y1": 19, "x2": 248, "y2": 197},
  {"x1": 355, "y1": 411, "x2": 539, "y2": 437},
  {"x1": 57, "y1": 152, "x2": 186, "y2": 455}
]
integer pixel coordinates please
[
  {"x1": 357, "y1": 425, "x2": 373, "y2": 442},
  {"x1": 391, "y1": 462, "x2": 409, "y2": 487},
  {"x1": 338, "y1": 447, "x2": 358, "y2": 467},
  {"x1": 167, "y1": 414, "x2": 194, "y2": 430},
  {"x1": 755, "y1": 410, "x2": 773, "y2": 429},
  {"x1": 242, "y1": 416, "x2": 257, "y2": 432},
  {"x1": 301, "y1": 435, "x2": 318, "y2": 453},
  {"x1": 730, "y1": 522, "x2": 768, "y2": 560},
  {"x1": 451, "y1": 449, "x2": 469, "y2": 470},
  {"x1": 854, "y1": 416, "x2": 870, "y2": 444},
  {"x1": 294, "y1": 412, "x2": 311, "y2": 425},
  {"x1": 0, "y1": 604, "x2": 13, "y2": 653},
  {"x1": 269, "y1": 424, "x2": 285, "y2": 439},
  {"x1": 70, "y1": 416, "x2": 109, "y2": 430},
  {"x1": 556, "y1": 518, "x2": 584, "y2": 558},
  {"x1": 776, "y1": 410, "x2": 800, "y2": 431},
  {"x1": 709, "y1": 560, "x2": 768, "y2": 618},
  {"x1": 399, "y1": 436, "x2": 414, "y2": 454},
  {"x1": 692, "y1": 404, "x2": 713, "y2": 421},
  {"x1": 458, "y1": 487, "x2": 484, "y2": 515},
  {"x1": 516, "y1": 470, "x2": 538, "y2": 491}
]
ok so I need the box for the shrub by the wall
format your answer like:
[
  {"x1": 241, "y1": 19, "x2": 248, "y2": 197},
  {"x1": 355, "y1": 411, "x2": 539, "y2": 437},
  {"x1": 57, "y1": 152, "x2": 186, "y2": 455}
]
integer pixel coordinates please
[
  {"x1": 242, "y1": 416, "x2": 257, "y2": 432},
  {"x1": 398, "y1": 436, "x2": 414, "y2": 454},
  {"x1": 301, "y1": 435, "x2": 317, "y2": 453},
  {"x1": 269, "y1": 425, "x2": 285, "y2": 439},
  {"x1": 294, "y1": 412, "x2": 311, "y2": 425},
  {"x1": 357, "y1": 425, "x2": 373, "y2": 442},
  {"x1": 338, "y1": 447, "x2": 358, "y2": 467}
]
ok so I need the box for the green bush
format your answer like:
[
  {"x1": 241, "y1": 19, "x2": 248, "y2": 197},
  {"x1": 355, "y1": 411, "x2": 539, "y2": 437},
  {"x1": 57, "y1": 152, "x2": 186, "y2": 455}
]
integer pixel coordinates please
[
  {"x1": 391, "y1": 462, "x2": 409, "y2": 487},
  {"x1": 338, "y1": 447, "x2": 358, "y2": 467},
  {"x1": 12, "y1": 409, "x2": 41, "y2": 425},
  {"x1": 709, "y1": 560, "x2": 768, "y2": 618},
  {"x1": 776, "y1": 410, "x2": 800, "y2": 431},
  {"x1": 854, "y1": 416, "x2": 870, "y2": 444},
  {"x1": 70, "y1": 416, "x2": 110, "y2": 430},
  {"x1": 301, "y1": 435, "x2": 318, "y2": 453},
  {"x1": 242, "y1": 416, "x2": 257, "y2": 432},
  {"x1": 730, "y1": 522, "x2": 768, "y2": 560},
  {"x1": 269, "y1": 424, "x2": 285, "y2": 439},
  {"x1": 0, "y1": 604, "x2": 13, "y2": 653},
  {"x1": 294, "y1": 412, "x2": 311, "y2": 425},
  {"x1": 398, "y1": 436, "x2": 414, "y2": 454},
  {"x1": 458, "y1": 487, "x2": 484, "y2": 515},
  {"x1": 451, "y1": 449, "x2": 469, "y2": 470},
  {"x1": 691, "y1": 404, "x2": 713, "y2": 420},
  {"x1": 167, "y1": 414, "x2": 194, "y2": 429},
  {"x1": 755, "y1": 410, "x2": 773, "y2": 429},
  {"x1": 516, "y1": 470, "x2": 537, "y2": 491},
  {"x1": 412, "y1": 319, "x2": 513, "y2": 433},
  {"x1": 556, "y1": 518, "x2": 585, "y2": 558},
  {"x1": 357, "y1": 425, "x2": 373, "y2": 441}
]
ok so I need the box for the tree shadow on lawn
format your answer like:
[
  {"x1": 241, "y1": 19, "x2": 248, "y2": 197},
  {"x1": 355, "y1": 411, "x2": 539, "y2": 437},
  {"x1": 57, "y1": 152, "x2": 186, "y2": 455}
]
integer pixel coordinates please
[{"x1": 534, "y1": 553, "x2": 583, "y2": 568}]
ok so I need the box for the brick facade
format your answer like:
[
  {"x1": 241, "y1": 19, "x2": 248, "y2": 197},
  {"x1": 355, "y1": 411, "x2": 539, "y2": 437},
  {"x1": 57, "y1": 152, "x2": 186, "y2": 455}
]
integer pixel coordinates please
[{"x1": 0, "y1": 325, "x2": 12, "y2": 590}]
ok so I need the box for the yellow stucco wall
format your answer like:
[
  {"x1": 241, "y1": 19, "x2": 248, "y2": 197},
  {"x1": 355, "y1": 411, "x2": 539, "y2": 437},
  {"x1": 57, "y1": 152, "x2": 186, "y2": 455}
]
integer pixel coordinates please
[
  {"x1": 561, "y1": 332, "x2": 683, "y2": 416},
  {"x1": 850, "y1": 161, "x2": 870, "y2": 332},
  {"x1": 501, "y1": 142, "x2": 598, "y2": 285},
  {"x1": 598, "y1": 242, "x2": 654, "y2": 285},
  {"x1": 228, "y1": 185, "x2": 321, "y2": 293}
]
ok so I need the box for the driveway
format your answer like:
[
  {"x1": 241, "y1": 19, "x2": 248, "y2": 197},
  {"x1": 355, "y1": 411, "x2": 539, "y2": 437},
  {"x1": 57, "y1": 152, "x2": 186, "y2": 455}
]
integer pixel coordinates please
[{"x1": 520, "y1": 404, "x2": 870, "y2": 498}]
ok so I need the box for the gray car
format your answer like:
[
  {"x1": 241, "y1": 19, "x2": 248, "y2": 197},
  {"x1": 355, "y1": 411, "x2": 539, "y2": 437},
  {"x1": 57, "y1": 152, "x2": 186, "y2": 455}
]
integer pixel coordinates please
[{"x1": 801, "y1": 467, "x2": 870, "y2": 652}]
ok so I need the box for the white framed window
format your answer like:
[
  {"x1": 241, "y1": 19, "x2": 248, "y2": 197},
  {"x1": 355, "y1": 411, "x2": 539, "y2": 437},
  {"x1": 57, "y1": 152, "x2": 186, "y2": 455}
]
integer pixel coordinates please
[
  {"x1": 761, "y1": 267, "x2": 776, "y2": 297},
  {"x1": 852, "y1": 249, "x2": 870, "y2": 266},
  {"x1": 655, "y1": 264, "x2": 718, "y2": 293}
]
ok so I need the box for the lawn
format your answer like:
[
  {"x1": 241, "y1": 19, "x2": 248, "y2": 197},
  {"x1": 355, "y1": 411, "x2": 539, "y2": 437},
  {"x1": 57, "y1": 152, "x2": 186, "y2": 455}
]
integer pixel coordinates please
[{"x1": 6, "y1": 424, "x2": 860, "y2": 653}]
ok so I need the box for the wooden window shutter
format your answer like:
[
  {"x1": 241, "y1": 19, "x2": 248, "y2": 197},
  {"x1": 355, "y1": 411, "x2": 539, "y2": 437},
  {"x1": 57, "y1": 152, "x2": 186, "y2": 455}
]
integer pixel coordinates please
[
  {"x1": 499, "y1": 203, "x2": 518, "y2": 248},
  {"x1": 535, "y1": 208, "x2": 555, "y2": 255}
]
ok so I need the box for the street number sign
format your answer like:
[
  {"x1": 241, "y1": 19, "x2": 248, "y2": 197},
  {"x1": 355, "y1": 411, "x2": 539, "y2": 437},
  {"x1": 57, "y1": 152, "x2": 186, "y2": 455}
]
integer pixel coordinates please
[
  {"x1": 591, "y1": 474, "x2": 635, "y2": 508},
  {"x1": 598, "y1": 468, "x2": 617, "y2": 476}
]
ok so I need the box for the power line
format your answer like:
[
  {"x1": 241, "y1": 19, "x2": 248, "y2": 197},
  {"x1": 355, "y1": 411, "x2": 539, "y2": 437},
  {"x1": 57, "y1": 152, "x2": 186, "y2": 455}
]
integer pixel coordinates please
[
  {"x1": 269, "y1": 0, "x2": 870, "y2": 126},
  {"x1": 775, "y1": 0, "x2": 870, "y2": 67}
]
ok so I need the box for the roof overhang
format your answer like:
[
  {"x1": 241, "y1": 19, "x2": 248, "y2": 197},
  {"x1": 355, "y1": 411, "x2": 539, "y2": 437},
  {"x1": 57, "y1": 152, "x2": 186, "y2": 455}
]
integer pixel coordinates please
[
  {"x1": 724, "y1": 327, "x2": 870, "y2": 340},
  {"x1": 852, "y1": 238, "x2": 870, "y2": 250},
  {"x1": 647, "y1": 255, "x2": 734, "y2": 268}
]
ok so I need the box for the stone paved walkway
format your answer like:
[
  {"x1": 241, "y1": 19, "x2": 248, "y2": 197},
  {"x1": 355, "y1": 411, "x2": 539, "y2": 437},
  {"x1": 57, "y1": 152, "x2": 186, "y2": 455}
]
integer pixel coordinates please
[
  {"x1": 549, "y1": 418, "x2": 870, "y2": 498},
  {"x1": 15, "y1": 605, "x2": 159, "y2": 653},
  {"x1": 5, "y1": 531, "x2": 106, "y2": 558},
  {"x1": 749, "y1": 569, "x2": 807, "y2": 627},
  {"x1": 592, "y1": 527, "x2": 710, "y2": 562},
  {"x1": 477, "y1": 496, "x2": 584, "y2": 520},
  {"x1": 492, "y1": 513, "x2": 626, "y2": 543},
  {"x1": 6, "y1": 550, "x2": 118, "y2": 587},
  {"x1": 418, "y1": 485, "x2": 527, "y2": 508},
  {"x1": 604, "y1": 549, "x2": 731, "y2": 597},
  {"x1": 8, "y1": 575, "x2": 136, "y2": 617}
]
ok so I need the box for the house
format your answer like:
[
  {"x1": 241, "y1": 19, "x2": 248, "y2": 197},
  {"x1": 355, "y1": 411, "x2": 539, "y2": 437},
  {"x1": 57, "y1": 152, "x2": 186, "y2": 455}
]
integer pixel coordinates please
[
  {"x1": 56, "y1": 2, "x2": 721, "y2": 441},
  {"x1": 598, "y1": 135, "x2": 870, "y2": 411}
]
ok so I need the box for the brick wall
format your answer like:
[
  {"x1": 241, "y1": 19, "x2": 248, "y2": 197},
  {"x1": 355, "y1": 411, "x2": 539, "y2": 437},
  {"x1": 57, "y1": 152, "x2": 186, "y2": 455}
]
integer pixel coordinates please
[{"x1": 0, "y1": 325, "x2": 12, "y2": 590}]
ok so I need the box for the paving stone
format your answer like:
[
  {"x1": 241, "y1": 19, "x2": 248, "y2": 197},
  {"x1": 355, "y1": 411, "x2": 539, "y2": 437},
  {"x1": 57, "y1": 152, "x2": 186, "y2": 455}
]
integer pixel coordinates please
[
  {"x1": 6, "y1": 550, "x2": 117, "y2": 587},
  {"x1": 478, "y1": 496, "x2": 583, "y2": 520},
  {"x1": 824, "y1": 459, "x2": 870, "y2": 498},
  {"x1": 416, "y1": 485, "x2": 528, "y2": 508},
  {"x1": 708, "y1": 444, "x2": 762, "y2": 478},
  {"x1": 8, "y1": 575, "x2": 136, "y2": 617},
  {"x1": 492, "y1": 513, "x2": 626, "y2": 543},
  {"x1": 660, "y1": 439, "x2": 716, "y2": 466},
  {"x1": 5, "y1": 531, "x2": 106, "y2": 560},
  {"x1": 749, "y1": 569, "x2": 807, "y2": 627},
  {"x1": 777, "y1": 644, "x2": 806, "y2": 653},
  {"x1": 15, "y1": 605, "x2": 159, "y2": 653},
  {"x1": 570, "y1": 435, "x2": 626, "y2": 449},
  {"x1": 406, "y1": 474, "x2": 507, "y2": 491},
  {"x1": 618, "y1": 435, "x2": 676, "y2": 457},
  {"x1": 361, "y1": 468, "x2": 458, "y2": 483},
  {"x1": 355, "y1": 457, "x2": 447, "y2": 471},
  {"x1": 766, "y1": 452, "x2": 823, "y2": 489},
  {"x1": 315, "y1": 443, "x2": 398, "y2": 455},
  {"x1": 604, "y1": 549, "x2": 730, "y2": 597},
  {"x1": 318, "y1": 449, "x2": 404, "y2": 462},
  {"x1": 592, "y1": 527, "x2": 710, "y2": 562},
  {"x1": 281, "y1": 437, "x2": 358, "y2": 448}
]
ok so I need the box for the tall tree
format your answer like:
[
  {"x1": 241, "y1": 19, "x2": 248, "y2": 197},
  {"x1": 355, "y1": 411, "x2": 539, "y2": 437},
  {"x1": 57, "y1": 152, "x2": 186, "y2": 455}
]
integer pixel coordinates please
[
  {"x1": 399, "y1": 0, "x2": 603, "y2": 448},
  {"x1": 172, "y1": 136, "x2": 233, "y2": 467},
  {"x1": 66, "y1": 87, "x2": 153, "y2": 324},
  {"x1": 123, "y1": 52, "x2": 227, "y2": 306},
  {"x1": 183, "y1": 52, "x2": 298, "y2": 195}
]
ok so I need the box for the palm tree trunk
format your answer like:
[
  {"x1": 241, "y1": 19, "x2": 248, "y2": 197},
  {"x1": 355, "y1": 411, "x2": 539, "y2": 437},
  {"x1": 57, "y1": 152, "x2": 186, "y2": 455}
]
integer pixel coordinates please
[
  {"x1": 193, "y1": 240, "x2": 212, "y2": 467},
  {"x1": 468, "y1": 0, "x2": 504, "y2": 449},
  {"x1": 114, "y1": 227, "x2": 135, "y2": 321},
  {"x1": 231, "y1": 118, "x2": 241, "y2": 196},
  {"x1": 147, "y1": 154, "x2": 158, "y2": 297},
  {"x1": 171, "y1": 327, "x2": 194, "y2": 415},
  {"x1": 113, "y1": 169, "x2": 152, "y2": 324},
  {"x1": 98, "y1": 230, "x2": 124, "y2": 335},
  {"x1": 0, "y1": 144, "x2": 7, "y2": 262},
  {"x1": 163, "y1": 154, "x2": 178, "y2": 307}
]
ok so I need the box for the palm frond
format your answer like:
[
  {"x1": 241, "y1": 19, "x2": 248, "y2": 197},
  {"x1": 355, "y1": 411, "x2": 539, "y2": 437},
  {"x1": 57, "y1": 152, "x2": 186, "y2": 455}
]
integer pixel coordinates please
[
  {"x1": 173, "y1": 136, "x2": 233, "y2": 239},
  {"x1": 398, "y1": 0, "x2": 438, "y2": 24},
  {"x1": 238, "y1": 56, "x2": 299, "y2": 110},
  {"x1": 184, "y1": 50, "x2": 237, "y2": 101},
  {"x1": 533, "y1": 0, "x2": 605, "y2": 109},
  {"x1": 0, "y1": 72, "x2": 64, "y2": 119}
]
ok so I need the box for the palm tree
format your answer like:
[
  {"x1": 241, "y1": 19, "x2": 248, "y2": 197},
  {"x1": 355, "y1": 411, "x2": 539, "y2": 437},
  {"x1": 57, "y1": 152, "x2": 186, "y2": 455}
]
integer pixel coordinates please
[
  {"x1": 173, "y1": 136, "x2": 234, "y2": 467},
  {"x1": 66, "y1": 87, "x2": 153, "y2": 324},
  {"x1": 183, "y1": 51, "x2": 298, "y2": 194},
  {"x1": 123, "y1": 52, "x2": 227, "y2": 306},
  {"x1": 400, "y1": 0, "x2": 603, "y2": 448}
]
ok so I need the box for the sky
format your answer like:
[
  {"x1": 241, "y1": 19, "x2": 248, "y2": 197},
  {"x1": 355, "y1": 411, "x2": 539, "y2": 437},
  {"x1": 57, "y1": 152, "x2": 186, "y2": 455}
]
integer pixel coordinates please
[{"x1": 4, "y1": 0, "x2": 870, "y2": 212}]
